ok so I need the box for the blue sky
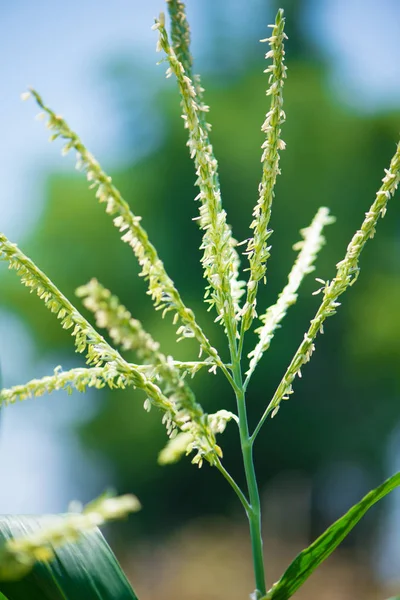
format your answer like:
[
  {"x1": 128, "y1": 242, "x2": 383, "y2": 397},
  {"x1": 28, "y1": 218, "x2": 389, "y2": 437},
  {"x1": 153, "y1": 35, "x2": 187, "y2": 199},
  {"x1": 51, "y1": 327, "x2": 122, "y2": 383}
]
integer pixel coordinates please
[
  {"x1": 1, "y1": 0, "x2": 400, "y2": 238},
  {"x1": 308, "y1": 0, "x2": 400, "y2": 110}
]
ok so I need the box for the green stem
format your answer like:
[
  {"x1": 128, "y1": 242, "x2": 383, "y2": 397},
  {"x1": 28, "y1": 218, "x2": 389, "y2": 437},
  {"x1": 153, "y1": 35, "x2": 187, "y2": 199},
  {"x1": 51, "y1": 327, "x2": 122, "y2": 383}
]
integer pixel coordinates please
[
  {"x1": 219, "y1": 361, "x2": 239, "y2": 391},
  {"x1": 229, "y1": 340, "x2": 266, "y2": 597}
]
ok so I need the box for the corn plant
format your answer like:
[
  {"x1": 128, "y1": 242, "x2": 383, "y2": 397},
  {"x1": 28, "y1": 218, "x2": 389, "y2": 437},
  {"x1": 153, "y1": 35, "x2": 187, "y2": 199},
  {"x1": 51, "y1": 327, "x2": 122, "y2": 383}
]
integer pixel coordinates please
[{"x1": 0, "y1": 2, "x2": 399, "y2": 599}]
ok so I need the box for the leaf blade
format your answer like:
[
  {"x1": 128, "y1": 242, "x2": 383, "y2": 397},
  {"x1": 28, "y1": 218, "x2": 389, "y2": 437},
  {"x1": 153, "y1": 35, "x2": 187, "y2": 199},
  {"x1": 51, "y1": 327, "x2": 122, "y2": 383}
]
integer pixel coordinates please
[{"x1": 264, "y1": 472, "x2": 400, "y2": 600}]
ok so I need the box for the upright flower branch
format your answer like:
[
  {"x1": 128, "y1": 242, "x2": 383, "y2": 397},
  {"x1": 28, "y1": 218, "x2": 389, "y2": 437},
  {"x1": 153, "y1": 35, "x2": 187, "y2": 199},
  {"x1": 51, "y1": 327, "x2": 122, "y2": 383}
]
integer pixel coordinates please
[
  {"x1": 155, "y1": 16, "x2": 244, "y2": 347},
  {"x1": 252, "y1": 140, "x2": 400, "y2": 437},
  {"x1": 241, "y1": 9, "x2": 287, "y2": 335},
  {"x1": 166, "y1": 1, "x2": 245, "y2": 325},
  {"x1": 157, "y1": 9, "x2": 266, "y2": 594}
]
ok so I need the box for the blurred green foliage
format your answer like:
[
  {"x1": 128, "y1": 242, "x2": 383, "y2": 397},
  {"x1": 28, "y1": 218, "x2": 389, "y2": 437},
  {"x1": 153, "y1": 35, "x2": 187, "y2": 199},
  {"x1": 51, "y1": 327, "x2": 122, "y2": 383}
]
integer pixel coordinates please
[{"x1": 1, "y1": 50, "x2": 400, "y2": 535}]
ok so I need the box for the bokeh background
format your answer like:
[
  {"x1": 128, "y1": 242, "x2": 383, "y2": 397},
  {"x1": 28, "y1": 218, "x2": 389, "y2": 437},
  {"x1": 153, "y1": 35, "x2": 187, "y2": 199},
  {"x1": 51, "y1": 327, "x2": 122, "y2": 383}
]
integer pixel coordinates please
[{"x1": 1, "y1": 0, "x2": 400, "y2": 598}]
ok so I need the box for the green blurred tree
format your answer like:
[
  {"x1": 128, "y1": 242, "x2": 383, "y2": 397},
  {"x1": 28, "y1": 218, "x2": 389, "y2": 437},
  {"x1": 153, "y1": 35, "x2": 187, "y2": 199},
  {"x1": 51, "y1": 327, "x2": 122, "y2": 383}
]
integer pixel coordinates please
[{"x1": 2, "y1": 54, "x2": 400, "y2": 535}]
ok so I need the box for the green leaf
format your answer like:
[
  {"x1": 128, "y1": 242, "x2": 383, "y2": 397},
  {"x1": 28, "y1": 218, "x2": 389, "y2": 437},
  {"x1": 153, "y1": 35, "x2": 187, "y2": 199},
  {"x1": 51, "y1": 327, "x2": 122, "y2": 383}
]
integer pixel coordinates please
[
  {"x1": 263, "y1": 472, "x2": 400, "y2": 600},
  {"x1": 0, "y1": 515, "x2": 138, "y2": 600}
]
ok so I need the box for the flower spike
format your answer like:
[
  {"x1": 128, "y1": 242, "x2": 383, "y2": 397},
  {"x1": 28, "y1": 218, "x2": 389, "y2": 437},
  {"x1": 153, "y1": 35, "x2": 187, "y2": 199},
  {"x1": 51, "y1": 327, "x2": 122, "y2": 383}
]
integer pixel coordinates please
[
  {"x1": 77, "y1": 279, "x2": 213, "y2": 376},
  {"x1": 25, "y1": 88, "x2": 224, "y2": 369},
  {"x1": 167, "y1": 0, "x2": 193, "y2": 76},
  {"x1": 246, "y1": 207, "x2": 334, "y2": 380}
]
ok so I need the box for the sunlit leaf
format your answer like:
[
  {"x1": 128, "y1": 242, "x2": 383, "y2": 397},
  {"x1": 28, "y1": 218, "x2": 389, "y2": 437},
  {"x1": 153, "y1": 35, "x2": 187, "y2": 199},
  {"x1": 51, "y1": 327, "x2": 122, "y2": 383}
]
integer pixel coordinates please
[{"x1": 0, "y1": 515, "x2": 138, "y2": 600}]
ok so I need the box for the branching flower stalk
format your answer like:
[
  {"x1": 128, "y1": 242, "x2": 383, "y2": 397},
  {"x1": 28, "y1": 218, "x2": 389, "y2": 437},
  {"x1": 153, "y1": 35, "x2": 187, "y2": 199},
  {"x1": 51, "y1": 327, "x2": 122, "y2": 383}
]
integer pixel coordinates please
[
  {"x1": 157, "y1": 8, "x2": 266, "y2": 594},
  {"x1": 1, "y1": 5, "x2": 400, "y2": 600}
]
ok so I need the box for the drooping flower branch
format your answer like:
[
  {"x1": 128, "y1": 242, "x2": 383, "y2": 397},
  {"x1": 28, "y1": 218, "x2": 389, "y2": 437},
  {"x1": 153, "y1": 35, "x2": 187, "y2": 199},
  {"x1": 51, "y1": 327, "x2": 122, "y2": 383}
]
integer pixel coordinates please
[
  {"x1": 241, "y1": 9, "x2": 287, "y2": 333},
  {"x1": 159, "y1": 408, "x2": 238, "y2": 465},
  {"x1": 252, "y1": 141, "x2": 400, "y2": 435},
  {"x1": 0, "y1": 235, "x2": 221, "y2": 464},
  {"x1": 0, "y1": 234, "x2": 175, "y2": 406},
  {"x1": 77, "y1": 278, "x2": 162, "y2": 358},
  {"x1": 0, "y1": 234, "x2": 132, "y2": 370},
  {"x1": 24, "y1": 89, "x2": 224, "y2": 371},
  {"x1": 76, "y1": 278, "x2": 223, "y2": 466},
  {"x1": 0, "y1": 366, "x2": 125, "y2": 406},
  {"x1": 76, "y1": 279, "x2": 213, "y2": 373},
  {"x1": 155, "y1": 16, "x2": 245, "y2": 343},
  {"x1": 246, "y1": 207, "x2": 334, "y2": 380},
  {"x1": 0, "y1": 363, "x2": 181, "y2": 407}
]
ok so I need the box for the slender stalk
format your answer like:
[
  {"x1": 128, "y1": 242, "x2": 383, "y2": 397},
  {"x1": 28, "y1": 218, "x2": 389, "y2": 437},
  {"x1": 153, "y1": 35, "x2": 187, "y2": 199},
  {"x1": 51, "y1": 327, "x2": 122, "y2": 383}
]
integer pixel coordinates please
[
  {"x1": 237, "y1": 328, "x2": 245, "y2": 366},
  {"x1": 220, "y1": 362, "x2": 238, "y2": 391},
  {"x1": 229, "y1": 343, "x2": 266, "y2": 596},
  {"x1": 243, "y1": 365, "x2": 251, "y2": 392},
  {"x1": 215, "y1": 459, "x2": 250, "y2": 514},
  {"x1": 250, "y1": 407, "x2": 272, "y2": 445}
]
